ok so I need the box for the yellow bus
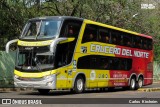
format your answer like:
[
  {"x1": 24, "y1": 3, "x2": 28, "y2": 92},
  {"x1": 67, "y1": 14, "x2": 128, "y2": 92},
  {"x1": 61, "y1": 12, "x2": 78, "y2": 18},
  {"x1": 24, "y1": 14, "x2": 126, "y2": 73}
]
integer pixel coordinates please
[{"x1": 6, "y1": 16, "x2": 153, "y2": 94}]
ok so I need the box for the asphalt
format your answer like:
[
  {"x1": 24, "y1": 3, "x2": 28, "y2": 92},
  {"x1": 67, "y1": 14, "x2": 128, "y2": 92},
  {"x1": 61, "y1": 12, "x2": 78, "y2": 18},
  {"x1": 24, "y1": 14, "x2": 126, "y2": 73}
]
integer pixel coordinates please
[
  {"x1": 138, "y1": 82, "x2": 160, "y2": 92},
  {"x1": 0, "y1": 82, "x2": 160, "y2": 92}
]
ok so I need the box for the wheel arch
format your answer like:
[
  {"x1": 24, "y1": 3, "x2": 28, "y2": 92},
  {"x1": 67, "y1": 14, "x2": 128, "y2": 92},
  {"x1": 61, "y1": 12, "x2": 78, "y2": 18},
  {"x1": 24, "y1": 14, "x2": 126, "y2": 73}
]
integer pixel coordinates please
[
  {"x1": 128, "y1": 73, "x2": 137, "y2": 86},
  {"x1": 72, "y1": 72, "x2": 86, "y2": 88},
  {"x1": 137, "y1": 74, "x2": 144, "y2": 81},
  {"x1": 137, "y1": 73, "x2": 144, "y2": 85}
]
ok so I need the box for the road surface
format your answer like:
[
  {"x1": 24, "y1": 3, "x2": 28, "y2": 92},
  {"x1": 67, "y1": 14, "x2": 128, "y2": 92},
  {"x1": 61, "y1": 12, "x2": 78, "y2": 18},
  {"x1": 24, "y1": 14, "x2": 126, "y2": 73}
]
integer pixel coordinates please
[{"x1": 0, "y1": 83, "x2": 160, "y2": 107}]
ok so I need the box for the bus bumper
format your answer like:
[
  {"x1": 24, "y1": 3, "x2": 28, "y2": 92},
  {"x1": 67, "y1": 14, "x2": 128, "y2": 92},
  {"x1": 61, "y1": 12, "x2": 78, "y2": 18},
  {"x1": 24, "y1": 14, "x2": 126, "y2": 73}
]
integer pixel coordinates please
[{"x1": 14, "y1": 74, "x2": 56, "y2": 89}]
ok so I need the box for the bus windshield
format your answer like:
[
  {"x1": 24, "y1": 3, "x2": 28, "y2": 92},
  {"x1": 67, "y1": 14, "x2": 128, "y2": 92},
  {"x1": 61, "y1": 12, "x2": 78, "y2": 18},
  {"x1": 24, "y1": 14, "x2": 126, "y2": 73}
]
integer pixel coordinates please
[
  {"x1": 21, "y1": 20, "x2": 61, "y2": 39},
  {"x1": 16, "y1": 46, "x2": 54, "y2": 71}
]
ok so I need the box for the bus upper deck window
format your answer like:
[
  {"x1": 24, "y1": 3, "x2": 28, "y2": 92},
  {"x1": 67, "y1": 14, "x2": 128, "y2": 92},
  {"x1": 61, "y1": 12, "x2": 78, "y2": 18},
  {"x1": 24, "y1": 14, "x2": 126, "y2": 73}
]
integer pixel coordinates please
[
  {"x1": 100, "y1": 34, "x2": 110, "y2": 43},
  {"x1": 99, "y1": 28, "x2": 110, "y2": 43},
  {"x1": 148, "y1": 39, "x2": 152, "y2": 50},
  {"x1": 111, "y1": 36, "x2": 117, "y2": 44},
  {"x1": 105, "y1": 36, "x2": 110, "y2": 43},
  {"x1": 133, "y1": 36, "x2": 142, "y2": 49},
  {"x1": 68, "y1": 25, "x2": 74, "y2": 37},
  {"x1": 142, "y1": 39, "x2": 147, "y2": 49},
  {"x1": 82, "y1": 25, "x2": 97, "y2": 43}
]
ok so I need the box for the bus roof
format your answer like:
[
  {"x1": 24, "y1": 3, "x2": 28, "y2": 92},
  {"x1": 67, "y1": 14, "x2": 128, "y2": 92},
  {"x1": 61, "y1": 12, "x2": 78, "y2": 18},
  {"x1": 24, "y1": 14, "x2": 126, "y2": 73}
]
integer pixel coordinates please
[
  {"x1": 29, "y1": 16, "x2": 152, "y2": 39},
  {"x1": 84, "y1": 19, "x2": 152, "y2": 39},
  {"x1": 29, "y1": 16, "x2": 83, "y2": 22}
]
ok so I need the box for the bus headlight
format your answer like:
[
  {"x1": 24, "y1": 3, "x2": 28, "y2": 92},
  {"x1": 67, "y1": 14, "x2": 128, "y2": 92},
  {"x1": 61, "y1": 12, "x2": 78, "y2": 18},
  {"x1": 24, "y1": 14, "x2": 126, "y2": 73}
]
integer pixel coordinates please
[
  {"x1": 47, "y1": 81, "x2": 53, "y2": 86},
  {"x1": 43, "y1": 75, "x2": 53, "y2": 80}
]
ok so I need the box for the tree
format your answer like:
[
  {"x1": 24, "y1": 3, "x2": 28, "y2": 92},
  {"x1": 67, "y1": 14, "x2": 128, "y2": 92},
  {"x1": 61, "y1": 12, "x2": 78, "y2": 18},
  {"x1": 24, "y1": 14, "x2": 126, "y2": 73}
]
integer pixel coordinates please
[{"x1": 0, "y1": 0, "x2": 160, "y2": 62}]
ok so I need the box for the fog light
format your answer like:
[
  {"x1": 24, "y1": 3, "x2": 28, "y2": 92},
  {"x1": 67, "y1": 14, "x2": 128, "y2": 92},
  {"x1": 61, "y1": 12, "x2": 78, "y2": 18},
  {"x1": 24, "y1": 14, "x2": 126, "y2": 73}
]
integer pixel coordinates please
[
  {"x1": 14, "y1": 82, "x2": 18, "y2": 86},
  {"x1": 44, "y1": 75, "x2": 52, "y2": 80},
  {"x1": 14, "y1": 75, "x2": 19, "y2": 79},
  {"x1": 47, "y1": 81, "x2": 53, "y2": 86}
]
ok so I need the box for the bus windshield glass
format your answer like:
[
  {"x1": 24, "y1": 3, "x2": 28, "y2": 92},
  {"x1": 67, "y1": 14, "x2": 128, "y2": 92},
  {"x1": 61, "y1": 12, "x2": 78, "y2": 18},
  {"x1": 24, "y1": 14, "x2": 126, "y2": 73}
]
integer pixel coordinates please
[
  {"x1": 21, "y1": 20, "x2": 61, "y2": 39},
  {"x1": 16, "y1": 46, "x2": 54, "y2": 71}
]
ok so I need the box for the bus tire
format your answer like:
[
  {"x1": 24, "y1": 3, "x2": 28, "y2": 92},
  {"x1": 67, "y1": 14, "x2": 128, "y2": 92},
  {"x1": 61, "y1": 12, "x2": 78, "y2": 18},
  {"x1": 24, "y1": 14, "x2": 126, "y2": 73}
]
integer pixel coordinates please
[
  {"x1": 138, "y1": 77, "x2": 143, "y2": 88},
  {"x1": 123, "y1": 86, "x2": 129, "y2": 90},
  {"x1": 108, "y1": 87, "x2": 115, "y2": 92},
  {"x1": 100, "y1": 88, "x2": 106, "y2": 92},
  {"x1": 129, "y1": 77, "x2": 137, "y2": 90},
  {"x1": 73, "y1": 76, "x2": 85, "y2": 94},
  {"x1": 38, "y1": 89, "x2": 50, "y2": 95}
]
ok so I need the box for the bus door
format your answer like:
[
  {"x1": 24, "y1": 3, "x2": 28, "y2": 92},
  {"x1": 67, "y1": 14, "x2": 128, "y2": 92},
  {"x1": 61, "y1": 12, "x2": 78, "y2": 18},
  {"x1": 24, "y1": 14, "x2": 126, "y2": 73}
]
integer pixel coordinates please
[
  {"x1": 56, "y1": 67, "x2": 68, "y2": 89},
  {"x1": 55, "y1": 42, "x2": 75, "y2": 89},
  {"x1": 58, "y1": 20, "x2": 82, "y2": 88},
  {"x1": 89, "y1": 58, "x2": 98, "y2": 88}
]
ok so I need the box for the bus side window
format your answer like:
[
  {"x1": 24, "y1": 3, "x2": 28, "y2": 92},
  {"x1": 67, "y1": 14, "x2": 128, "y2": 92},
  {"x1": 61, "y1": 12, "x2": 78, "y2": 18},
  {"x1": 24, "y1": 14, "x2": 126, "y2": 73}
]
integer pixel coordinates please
[
  {"x1": 133, "y1": 36, "x2": 142, "y2": 49},
  {"x1": 67, "y1": 24, "x2": 81, "y2": 38},
  {"x1": 90, "y1": 57, "x2": 97, "y2": 69},
  {"x1": 139, "y1": 38, "x2": 142, "y2": 48},
  {"x1": 113, "y1": 58, "x2": 120, "y2": 70},
  {"x1": 147, "y1": 39, "x2": 153, "y2": 50},
  {"x1": 119, "y1": 59, "x2": 125, "y2": 70},
  {"x1": 110, "y1": 30, "x2": 118, "y2": 45},
  {"x1": 82, "y1": 25, "x2": 97, "y2": 43},
  {"x1": 77, "y1": 56, "x2": 91, "y2": 69},
  {"x1": 123, "y1": 34, "x2": 132, "y2": 47},
  {"x1": 120, "y1": 59, "x2": 132, "y2": 71},
  {"x1": 142, "y1": 38, "x2": 147, "y2": 49},
  {"x1": 67, "y1": 25, "x2": 74, "y2": 37},
  {"x1": 60, "y1": 20, "x2": 82, "y2": 38},
  {"x1": 99, "y1": 57, "x2": 110, "y2": 70},
  {"x1": 119, "y1": 33, "x2": 124, "y2": 46},
  {"x1": 109, "y1": 59, "x2": 113, "y2": 70},
  {"x1": 110, "y1": 57, "x2": 132, "y2": 70},
  {"x1": 127, "y1": 59, "x2": 132, "y2": 70},
  {"x1": 99, "y1": 28, "x2": 110, "y2": 43}
]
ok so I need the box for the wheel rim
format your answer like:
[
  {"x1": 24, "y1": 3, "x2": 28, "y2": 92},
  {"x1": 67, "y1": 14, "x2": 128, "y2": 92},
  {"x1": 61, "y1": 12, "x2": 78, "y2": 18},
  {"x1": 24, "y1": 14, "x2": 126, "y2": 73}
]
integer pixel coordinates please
[
  {"x1": 131, "y1": 78, "x2": 135, "y2": 89},
  {"x1": 77, "y1": 79, "x2": 83, "y2": 91},
  {"x1": 138, "y1": 78, "x2": 143, "y2": 88}
]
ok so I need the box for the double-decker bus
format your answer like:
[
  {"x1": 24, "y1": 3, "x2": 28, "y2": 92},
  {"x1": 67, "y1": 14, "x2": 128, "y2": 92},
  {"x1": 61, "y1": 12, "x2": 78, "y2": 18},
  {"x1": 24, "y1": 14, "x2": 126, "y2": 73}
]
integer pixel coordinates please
[{"x1": 6, "y1": 16, "x2": 153, "y2": 94}]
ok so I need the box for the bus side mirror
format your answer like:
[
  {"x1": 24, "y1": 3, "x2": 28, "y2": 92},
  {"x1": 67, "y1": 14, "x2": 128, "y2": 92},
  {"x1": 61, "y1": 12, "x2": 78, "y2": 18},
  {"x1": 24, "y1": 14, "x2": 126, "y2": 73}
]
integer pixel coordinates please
[
  {"x1": 50, "y1": 38, "x2": 67, "y2": 53},
  {"x1": 50, "y1": 37, "x2": 75, "y2": 53},
  {"x1": 59, "y1": 37, "x2": 75, "y2": 44},
  {"x1": 6, "y1": 39, "x2": 18, "y2": 53}
]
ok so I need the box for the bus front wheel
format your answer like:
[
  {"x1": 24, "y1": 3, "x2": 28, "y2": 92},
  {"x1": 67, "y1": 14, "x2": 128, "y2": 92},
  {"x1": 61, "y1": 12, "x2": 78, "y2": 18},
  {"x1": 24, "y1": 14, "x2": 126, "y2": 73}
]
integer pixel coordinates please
[
  {"x1": 38, "y1": 89, "x2": 50, "y2": 95},
  {"x1": 73, "y1": 76, "x2": 85, "y2": 94}
]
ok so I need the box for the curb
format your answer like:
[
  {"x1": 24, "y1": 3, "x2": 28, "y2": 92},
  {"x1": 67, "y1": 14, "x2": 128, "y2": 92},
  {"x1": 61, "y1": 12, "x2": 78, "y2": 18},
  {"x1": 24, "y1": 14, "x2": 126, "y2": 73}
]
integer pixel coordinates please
[
  {"x1": 153, "y1": 81, "x2": 160, "y2": 84},
  {"x1": 0, "y1": 88, "x2": 33, "y2": 92},
  {"x1": 138, "y1": 87, "x2": 160, "y2": 92}
]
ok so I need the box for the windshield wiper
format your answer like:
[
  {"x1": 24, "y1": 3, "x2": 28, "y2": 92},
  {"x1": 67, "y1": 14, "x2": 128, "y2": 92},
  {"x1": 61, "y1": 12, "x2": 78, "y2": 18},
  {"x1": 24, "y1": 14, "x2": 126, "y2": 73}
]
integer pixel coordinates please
[{"x1": 32, "y1": 57, "x2": 42, "y2": 71}]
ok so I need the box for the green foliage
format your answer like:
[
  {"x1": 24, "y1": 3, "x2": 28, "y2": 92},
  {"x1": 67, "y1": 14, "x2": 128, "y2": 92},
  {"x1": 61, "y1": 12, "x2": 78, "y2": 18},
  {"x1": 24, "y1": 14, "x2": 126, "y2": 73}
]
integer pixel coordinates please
[
  {"x1": 0, "y1": 51, "x2": 15, "y2": 87},
  {"x1": 0, "y1": 0, "x2": 160, "y2": 62},
  {"x1": 154, "y1": 61, "x2": 160, "y2": 81}
]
